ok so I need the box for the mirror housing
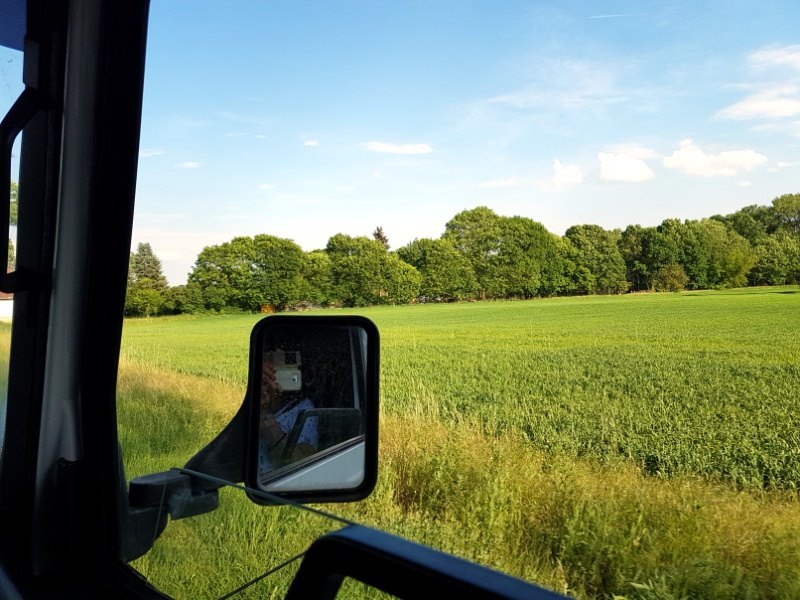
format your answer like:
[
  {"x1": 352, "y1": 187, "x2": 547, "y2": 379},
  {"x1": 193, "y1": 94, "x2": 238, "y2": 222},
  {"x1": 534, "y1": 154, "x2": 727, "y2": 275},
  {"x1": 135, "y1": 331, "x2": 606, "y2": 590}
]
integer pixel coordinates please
[{"x1": 245, "y1": 315, "x2": 379, "y2": 504}]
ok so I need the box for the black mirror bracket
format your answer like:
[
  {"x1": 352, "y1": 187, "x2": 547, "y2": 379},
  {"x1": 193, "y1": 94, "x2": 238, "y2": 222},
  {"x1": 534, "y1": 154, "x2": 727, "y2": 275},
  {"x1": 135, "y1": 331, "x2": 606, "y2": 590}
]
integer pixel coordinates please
[
  {"x1": 122, "y1": 469, "x2": 220, "y2": 562},
  {"x1": 121, "y1": 401, "x2": 250, "y2": 561},
  {"x1": 128, "y1": 469, "x2": 220, "y2": 520}
]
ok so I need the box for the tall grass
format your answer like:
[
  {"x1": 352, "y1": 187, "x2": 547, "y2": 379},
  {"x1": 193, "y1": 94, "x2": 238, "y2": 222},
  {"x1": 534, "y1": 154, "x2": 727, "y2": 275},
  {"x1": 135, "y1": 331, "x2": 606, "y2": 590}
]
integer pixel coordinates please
[{"x1": 117, "y1": 287, "x2": 800, "y2": 598}]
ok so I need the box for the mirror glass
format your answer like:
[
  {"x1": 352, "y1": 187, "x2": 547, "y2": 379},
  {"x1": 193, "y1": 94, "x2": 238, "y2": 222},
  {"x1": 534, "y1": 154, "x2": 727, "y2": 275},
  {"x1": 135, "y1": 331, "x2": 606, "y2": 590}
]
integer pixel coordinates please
[{"x1": 248, "y1": 316, "x2": 378, "y2": 501}]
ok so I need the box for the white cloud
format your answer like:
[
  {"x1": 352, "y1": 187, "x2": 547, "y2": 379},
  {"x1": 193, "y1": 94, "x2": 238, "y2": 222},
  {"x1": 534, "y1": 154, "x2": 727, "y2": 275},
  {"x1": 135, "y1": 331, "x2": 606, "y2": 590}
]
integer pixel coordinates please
[
  {"x1": 259, "y1": 183, "x2": 274, "y2": 190},
  {"x1": 717, "y1": 86, "x2": 800, "y2": 120},
  {"x1": 477, "y1": 178, "x2": 521, "y2": 188},
  {"x1": 552, "y1": 160, "x2": 583, "y2": 188},
  {"x1": 737, "y1": 181, "x2": 752, "y2": 187},
  {"x1": 304, "y1": 140, "x2": 320, "y2": 147},
  {"x1": 139, "y1": 149, "x2": 164, "y2": 158},
  {"x1": 174, "y1": 161, "x2": 202, "y2": 169},
  {"x1": 748, "y1": 45, "x2": 800, "y2": 71},
  {"x1": 366, "y1": 141, "x2": 433, "y2": 155},
  {"x1": 717, "y1": 46, "x2": 800, "y2": 124},
  {"x1": 598, "y1": 152, "x2": 655, "y2": 182},
  {"x1": 662, "y1": 139, "x2": 767, "y2": 176},
  {"x1": 769, "y1": 160, "x2": 800, "y2": 172},
  {"x1": 751, "y1": 120, "x2": 800, "y2": 138},
  {"x1": 254, "y1": 134, "x2": 268, "y2": 139}
]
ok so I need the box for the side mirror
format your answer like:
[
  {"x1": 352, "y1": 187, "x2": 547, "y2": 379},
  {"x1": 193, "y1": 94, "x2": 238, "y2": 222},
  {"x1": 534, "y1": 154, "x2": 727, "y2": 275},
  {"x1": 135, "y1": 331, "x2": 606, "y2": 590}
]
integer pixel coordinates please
[
  {"x1": 124, "y1": 316, "x2": 379, "y2": 561},
  {"x1": 245, "y1": 315, "x2": 379, "y2": 504}
]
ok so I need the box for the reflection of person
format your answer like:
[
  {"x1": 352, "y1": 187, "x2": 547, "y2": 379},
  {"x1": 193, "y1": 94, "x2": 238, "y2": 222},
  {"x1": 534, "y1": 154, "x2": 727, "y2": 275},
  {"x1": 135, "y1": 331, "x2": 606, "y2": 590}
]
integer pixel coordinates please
[{"x1": 259, "y1": 358, "x2": 319, "y2": 474}]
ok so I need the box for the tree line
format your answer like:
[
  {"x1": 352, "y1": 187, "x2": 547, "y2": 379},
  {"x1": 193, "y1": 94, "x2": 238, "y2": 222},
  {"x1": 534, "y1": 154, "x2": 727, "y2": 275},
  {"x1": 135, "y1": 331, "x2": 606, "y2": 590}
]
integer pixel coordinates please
[{"x1": 124, "y1": 193, "x2": 800, "y2": 316}]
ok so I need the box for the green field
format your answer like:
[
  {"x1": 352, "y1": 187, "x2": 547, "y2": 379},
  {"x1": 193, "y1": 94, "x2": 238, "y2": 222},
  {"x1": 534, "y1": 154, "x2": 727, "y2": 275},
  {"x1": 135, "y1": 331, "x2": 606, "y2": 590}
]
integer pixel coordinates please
[{"x1": 117, "y1": 287, "x2": 800, "y2": 598}]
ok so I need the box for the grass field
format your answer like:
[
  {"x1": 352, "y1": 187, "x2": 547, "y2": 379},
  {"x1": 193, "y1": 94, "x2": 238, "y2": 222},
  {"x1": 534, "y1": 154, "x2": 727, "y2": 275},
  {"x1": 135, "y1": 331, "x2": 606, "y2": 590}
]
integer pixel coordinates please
[{"x1": 116, "y1": 287, "x2": 800, "y2": 598}]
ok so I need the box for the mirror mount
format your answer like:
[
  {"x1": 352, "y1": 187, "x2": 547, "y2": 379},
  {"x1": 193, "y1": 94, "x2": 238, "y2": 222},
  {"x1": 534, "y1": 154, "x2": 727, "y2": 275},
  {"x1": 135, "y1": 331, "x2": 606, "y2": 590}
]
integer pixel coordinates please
[
  {"x1": 183, "y1": 401, "x2": 248, "y2": 490},
  {"x1": 122, "y1": 401, "x2": 249, "y2": 560},
  {"x1": 122, "y1": 468, "x2": 221, "y2": 562}
]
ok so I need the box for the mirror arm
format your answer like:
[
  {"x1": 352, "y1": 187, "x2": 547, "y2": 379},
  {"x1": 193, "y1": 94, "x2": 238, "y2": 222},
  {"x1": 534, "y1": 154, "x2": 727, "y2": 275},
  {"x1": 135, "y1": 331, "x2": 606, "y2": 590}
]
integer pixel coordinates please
[
  {"x1": 128, "y1": 469, "x2": 220, "y2": 519},
  {"x1": 182, "y1": 400, "x2": 248, "y2": 490},
  {"x1": 122, "y1": 469, "x2": 220, "y2": 562},
  {"x1": 122, "y1": 401, "x2": 248, "y2": 561},
  {"x1": 127, "y1": 395, "x2": 248, "y2": 510},
  {"x1": 120, "y1": 469, "x2": 219, "y2": 562}
]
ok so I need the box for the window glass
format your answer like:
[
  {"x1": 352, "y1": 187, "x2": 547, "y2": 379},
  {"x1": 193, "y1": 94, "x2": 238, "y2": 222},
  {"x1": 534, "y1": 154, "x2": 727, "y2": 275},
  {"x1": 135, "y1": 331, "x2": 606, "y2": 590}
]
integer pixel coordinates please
[
  {"x1": 0, "y1": 45, "x2": 23, "y2": 465},
  {"x1": 119, "y1": 2, "x2": 800, "y2": 598}
]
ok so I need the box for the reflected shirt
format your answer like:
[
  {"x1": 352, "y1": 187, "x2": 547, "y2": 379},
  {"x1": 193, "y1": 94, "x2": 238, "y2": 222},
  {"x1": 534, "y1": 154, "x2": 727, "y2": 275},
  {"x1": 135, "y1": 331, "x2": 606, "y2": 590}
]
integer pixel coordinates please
[{"x1": 259, "y1": 398, "x2": 319, "y2": 473}]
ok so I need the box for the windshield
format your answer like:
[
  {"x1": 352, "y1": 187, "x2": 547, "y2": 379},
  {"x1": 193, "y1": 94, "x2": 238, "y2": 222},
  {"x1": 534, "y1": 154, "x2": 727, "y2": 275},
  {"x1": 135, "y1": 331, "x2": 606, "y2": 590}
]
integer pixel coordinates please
[{"x1": 118, "y1": 2, "x2": 800, "y2": 598}]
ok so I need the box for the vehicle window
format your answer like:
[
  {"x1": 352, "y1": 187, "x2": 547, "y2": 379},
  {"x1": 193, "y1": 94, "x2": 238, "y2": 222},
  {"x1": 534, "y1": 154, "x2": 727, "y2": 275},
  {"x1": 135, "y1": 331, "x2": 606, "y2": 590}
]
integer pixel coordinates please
[
  {"x1": 0, "y1": 45, "x2": 23, "y2": 466},
  {"x1": 118, "y1": 2, "x2": 800, "y2": 598}
]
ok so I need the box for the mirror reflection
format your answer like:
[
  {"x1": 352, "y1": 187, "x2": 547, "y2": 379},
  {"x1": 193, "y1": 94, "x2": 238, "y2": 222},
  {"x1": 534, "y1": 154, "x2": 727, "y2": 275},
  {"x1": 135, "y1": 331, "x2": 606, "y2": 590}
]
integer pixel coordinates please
[{"x1": 257, "y1": 325, "x2": 367, "y2": 490}]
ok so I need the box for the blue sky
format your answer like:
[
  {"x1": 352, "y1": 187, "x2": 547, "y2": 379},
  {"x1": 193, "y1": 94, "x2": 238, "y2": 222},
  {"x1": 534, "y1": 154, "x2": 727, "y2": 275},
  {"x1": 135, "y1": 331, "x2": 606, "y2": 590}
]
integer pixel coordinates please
[{"x1": 4, "y1": 1, "x2": 800, "y2": 284}]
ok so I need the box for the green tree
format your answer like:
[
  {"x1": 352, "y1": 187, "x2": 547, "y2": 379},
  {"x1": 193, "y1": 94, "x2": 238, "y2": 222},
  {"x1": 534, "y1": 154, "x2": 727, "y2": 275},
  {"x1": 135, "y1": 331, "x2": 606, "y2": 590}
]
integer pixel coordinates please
[
  {"x1": 381, "y1": 254, "x2": 422, "y2": 304},
  {"x1": 675, "y1": 220, "x2": 712, "y2": 289},
  {"x1": 397, "y1": 238, "x2": 477, "y2": 301},
  {"x1": 564, "y1": 225, "x2": 628, "y2": 294},
  {"x1": 125, "y1": 243, "x2": 169, "y2": 316},
  {"x1": 493, "y1": 216, "x2": 570, "y2": 298},
  {"x1": 300, "y1": 250, "x2": 334, "y2": 306},
  {"x1": 712, "y1": 205, "x2": 773, "y2": 246},
  {"x1": 188, "y1": 235, "x2": 307, "y2": 312},
  {"x1": 326, "y1": 233, "x2": 385, "y2": 258},
  {"x1": 618, "y1": 225, "x2": 649, "y2": 291},
  {"x1": 639, "y1": 227, "x2": 681, "y2": 290},
  {"x1": 652, "y1": 264, "x2": 689, "y2": 292},
  {"x1": 326, "y1": 234, "x2": 420, "y2": 306},
  {"x1": 544, "y1": 236, "x2": 579, "y2": 296},
  {"x1": 693, "y1": 219, "x2": 755, "y2": 288},
  {"x1": 162, "y1": 282, "x2": 206, "y2": 314},
  {"x1": 129, "y1": 242, "x2": 168, "y2": 291},
  {"x1": 750, "y1": 231, "x2": 800, "y2": 285},
  {"x1": 188, "y1": 240, "x2": 242, "y2": 311},
  {"x1": 251, "y1": 234, "x2": 306, "y2": 310},
  {"x1": 372, "y1": 226, "x2": 390, "y2": 250},
  {"x1": 772, "y1": 193, "x2": 800, "y2": 235},
  {"x1": 10, "y1": 181, "x2": 18, "y2": 226},
  {"x1": 443, "y1": 207, "x2": 502, "y2": 299},
  {"x1": 653, "y1": 219, "x2": 755, "y2": 290},
  {"x1": 125, "y1": 280, "x2": 166, "y2": 317}
]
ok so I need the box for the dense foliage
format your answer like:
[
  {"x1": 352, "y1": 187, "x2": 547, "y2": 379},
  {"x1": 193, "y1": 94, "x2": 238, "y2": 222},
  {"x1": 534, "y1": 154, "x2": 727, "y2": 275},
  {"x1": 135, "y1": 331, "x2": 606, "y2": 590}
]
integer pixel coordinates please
[
  {"x1": 127, "y1": 193, "x2": 800, "y2": 315},
  {"x1": 125, "y1": 242, "x2": 170, "y2": 316}
]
